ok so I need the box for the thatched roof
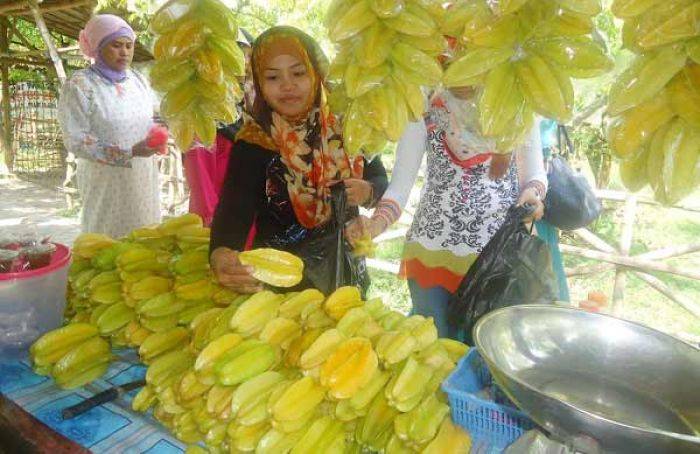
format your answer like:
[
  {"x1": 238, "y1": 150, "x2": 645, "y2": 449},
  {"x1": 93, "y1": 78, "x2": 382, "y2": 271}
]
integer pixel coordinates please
[{"x1": 0, "y1": 0, "x2": 152, "y2": 62}]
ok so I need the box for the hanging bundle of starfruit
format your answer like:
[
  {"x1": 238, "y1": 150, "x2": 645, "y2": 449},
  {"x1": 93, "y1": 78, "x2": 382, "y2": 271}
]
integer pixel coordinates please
[
  {"x1": 439, "y1": 0, "x2": 612, "y2": 153},
  {"x1": 608, "y1": 0, "x2": 700, "y2": 205},
  {"x1": 149, "y1": 0, "x2": 246, "y2": 150},
  {"x1": 324, "y1": 0, "x2": 450, "y2": 155}
]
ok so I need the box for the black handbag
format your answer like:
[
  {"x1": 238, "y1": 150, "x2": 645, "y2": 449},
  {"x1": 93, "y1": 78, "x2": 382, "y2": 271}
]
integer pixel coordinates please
[{"x1": 542, "y1": 125, "x2": 602, "y2": 231}]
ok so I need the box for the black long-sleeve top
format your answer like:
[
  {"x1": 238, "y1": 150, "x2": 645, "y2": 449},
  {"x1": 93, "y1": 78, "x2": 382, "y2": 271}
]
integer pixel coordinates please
[{"x1": 210, "y1": 139, "x2": 388, "y2": 254}]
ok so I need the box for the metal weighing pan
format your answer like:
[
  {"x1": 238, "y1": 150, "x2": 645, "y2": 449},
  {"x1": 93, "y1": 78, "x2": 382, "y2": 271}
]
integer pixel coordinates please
[{"x1": 473, "y1": 305, "x2": 700, "y2": 453}]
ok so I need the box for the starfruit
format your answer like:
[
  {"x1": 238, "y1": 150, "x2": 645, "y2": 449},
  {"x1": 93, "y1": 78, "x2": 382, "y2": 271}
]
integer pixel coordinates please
[
  {"x1": 323, "y1": 286, "x2": 363, "y2": 320},
  {"x1": 150, "y1": 57, "x2": 196, "y2": 93},
  {"x1": 215, "y1": 340, "x2": 277, "y2": 386},
  {"x1": 139, "y1": 327, "x2": 190, "y2": 362},
  {"x1": 607, "y1": 93, "x2": 674, "y2": 160},
  {"x1": 320, "y1": 337, "x2": 378, "y2": 399},
  {"x1": 529, "y1": 36, "x2": 613, "y2": 79},
  {"x1": 230, "y1": 371, "x2": 285, "y2": 418},
  {"x1": 238, "y1": 248, "x2": 304, "y2": 288},
  {"x1": 330, "y1": 0, "x2": 377, "y2": 42},
  {"x1": 299, "y1": 328, "x2": 346, "y2": 370},
  {"x1": 194, "y1": 332, "x2": 243, "y2": 376},
  {"x1": 279, "y1": 289, "x2": 325, "y2": 320},
  {"x1": 358, "y1": 24, "x2": 396, "y2": 70},
  {"x1": 390, "y1": 43, "x2": 442, "y2": 86},
  {"x1": 229, "y1": 290, "x2": 283, "y2": 337},
  {"x1": 611, "y1": 0, "x2": 665, "y2": 18},
  {"x1": 608, "y1": 46, "x2": 687, "y2": 116},
  {"x1": 290, "y1": 415, "x2": 345, "y2": 454},
  {"x1": 384, "y1": 5, "x2": 436, "y2": 37},
  {"x1": 376, "y1": 330, "x2": 417, "y2": 365},
  {"x1": 423, "y1": 416, "x2": 472, "y2": 453},
  {"x1": 208, "y1": 38, "x2": 245, "y2": 77},
  {"x1": 272, "y1": 376, "x2": 326, "y2": 422},
  {"x1": 52, "y1": 336, "x2": 112, "y2": 388},
  {"x1": 662, "y1": 118, "x2": 700, "y2": 204},
  {"x1": 259, "y1": 317, "x2": 302, "y2": 349},
  {"x1": 128, "y1": 276, "x2": 171, "y2": 301},
  {"x1": 132, "y1": 385, "x2": 157, "y2": 412},
  {"x1": 96, "y1": 302, "x2": 136, "y2": 335}
]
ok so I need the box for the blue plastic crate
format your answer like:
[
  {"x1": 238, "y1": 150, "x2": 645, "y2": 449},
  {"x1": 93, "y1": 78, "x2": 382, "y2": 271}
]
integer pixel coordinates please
[{"x1": 442, "y1": 348, "x2": 534, "y2": 451}]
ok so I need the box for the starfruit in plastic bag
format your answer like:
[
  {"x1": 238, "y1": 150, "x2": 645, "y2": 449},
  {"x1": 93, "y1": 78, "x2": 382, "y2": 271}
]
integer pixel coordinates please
[
  {"x1": 384, "y1": 4, "x2": 436, "y2": 37},
  {"x1": 620, "y1": 145, "x2": 650, "y2": 192},
  {"x1": 150, "y1": 57, "x2": 195, "y2": 93},
  {"x1": 356, "y1": 23, "x2": 395, "y2": 68},
  {"x1": 611, "y1": 0, "x2": 665, "y2": 18},
  {"x1": 636, "y1": 2, "x2": 700, "y2": 50},
  {"x1": 668, "y1": 64, "x2": 700, "y2": 129},
  {"x1": 608, "y1": 46, "x2": 687, "y2": 116},
  {"x1": 390, "y1": 43, "x2": 442, "y2": 86},
  {"x1": 168, "y1": 18, "x2": 207, "y2": 59},
  {"x1": 662, "y1": 118, "x2": 700, "y2": 204},
  {"x1": 479, "y1": 63, "x2": 524, "y2": 138},
  {"x1": 607, "y1": 93, "x2": 674, "y2": 160},
  {"x1": 529, "y1": 36, "x2": 613, "y2": 79},
  {"x1": 207, "y1": 38, "x2": 245, "y2": 78},
  {"x1": 161, "y1": 81, "x2": 197, "y2": 119},
  {"x1": 329, "y1": 0, "x2": 377, "y2": 42},
  {"x1": 193, "y1": 48, "x2": 223, "y2": 85},
  {"x1": 442, "y1": 46, "x2": 514, "y2": 88},
  {"x1": 516, "y1": 54, "x2": 571, "y2": 122},
  {"x1": 150, "y1": 0, "x2": 194, "y2": 34},
  {"x1": 369, "y1": 0, "x2": 404, "y2": 18}
]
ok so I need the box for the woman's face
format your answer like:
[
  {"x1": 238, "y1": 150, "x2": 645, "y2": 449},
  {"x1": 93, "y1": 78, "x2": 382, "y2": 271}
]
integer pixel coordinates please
[
  {"x1": 260, "y1": 54, "x2": 313, "y2": 119},
  {"x1": 100, "y1": 37, "x2": 134, "y2": 71}
]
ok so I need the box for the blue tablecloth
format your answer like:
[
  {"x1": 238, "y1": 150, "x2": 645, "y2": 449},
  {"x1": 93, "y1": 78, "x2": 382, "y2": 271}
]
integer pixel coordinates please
[{"x1": 0, "y1": 352, "x2": 186, "y2": 454}]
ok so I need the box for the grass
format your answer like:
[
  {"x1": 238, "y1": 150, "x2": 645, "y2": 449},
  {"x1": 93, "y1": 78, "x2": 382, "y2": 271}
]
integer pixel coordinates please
[{"x1": 365, "y1": 161, "x2": 700, "y2": 342}]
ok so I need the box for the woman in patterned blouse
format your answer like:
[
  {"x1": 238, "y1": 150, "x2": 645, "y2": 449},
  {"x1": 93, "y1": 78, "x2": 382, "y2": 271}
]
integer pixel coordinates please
[{"x1": 347, "y1": 84, "x2": 548, "y2": 337}]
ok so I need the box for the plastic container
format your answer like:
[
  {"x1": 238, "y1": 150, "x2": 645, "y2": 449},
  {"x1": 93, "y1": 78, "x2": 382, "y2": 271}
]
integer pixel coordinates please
[
  {"x1": 442, "y1": 348, "x2": 535, "y2": 451},
  {"x1": 0, "y1": 243, "x2": 71, "y2": 359}
]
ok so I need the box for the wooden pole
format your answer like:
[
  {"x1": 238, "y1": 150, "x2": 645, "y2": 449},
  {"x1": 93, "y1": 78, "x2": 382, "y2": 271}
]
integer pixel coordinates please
[
  {"x1": 612, "y1": 195, "x2": 636, "y2": 314},
  {"x1": 0, "y1": 22, "x2": 11, "y2": 172},
  {"x1": 559, "y1": 244, "x2": 700, "y2": 281},
  {"x1": 26, "y1": 0, "x2": 65, "y2": 85}
]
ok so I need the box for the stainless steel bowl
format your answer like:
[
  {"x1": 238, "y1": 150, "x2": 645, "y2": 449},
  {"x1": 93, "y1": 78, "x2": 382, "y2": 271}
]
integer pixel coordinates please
[{"x1": 473, "y1": 305, "x2": 700, "y2": 454}]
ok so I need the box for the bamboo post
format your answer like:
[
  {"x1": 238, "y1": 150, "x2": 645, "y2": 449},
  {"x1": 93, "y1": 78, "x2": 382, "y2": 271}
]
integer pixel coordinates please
[
  {"x1": 0, "y1": 22, "x2": 11, "y2": 172},
  {"x1": 26, "y1": 0, "x2": 65, "y2": 85},
  {"x1": 612, "y1": 194, "x2": 636, "y2": 314}
]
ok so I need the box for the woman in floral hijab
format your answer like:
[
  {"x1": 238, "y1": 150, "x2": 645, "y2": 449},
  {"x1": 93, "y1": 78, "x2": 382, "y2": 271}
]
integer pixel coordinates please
[{"x1": 209, "y1": 26, "x2": 388, "y2": 294}]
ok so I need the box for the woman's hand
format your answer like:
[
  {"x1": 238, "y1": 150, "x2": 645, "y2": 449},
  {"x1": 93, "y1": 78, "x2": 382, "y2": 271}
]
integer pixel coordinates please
[
  {"x1": 345, "y1": 215, "x2": 385, "y2": 246},
  {"x1": 131, "y1": 139, "x2": 158, "y2": 157},
  {"x1": 516, "y1": 186, "x2": 545, "y2": 222},
  {"x1": 328, "y1": 179, "x2": 373, "y2": 207},
  {"x1": 210, "y1": 247, "x2": 263, "y2": 293}
]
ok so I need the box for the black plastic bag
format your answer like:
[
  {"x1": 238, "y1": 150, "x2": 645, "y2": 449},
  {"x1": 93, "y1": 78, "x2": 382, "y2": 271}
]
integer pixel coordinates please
[
  {"x1": 543, "y1": 156, "x2": 602, "y2": 230},
  {"x1": 543, "y1": 126, "x2": 602, "y2": 230},
  {"x1": 281, "y1": 183, "x2": 369, "y2": 296},
  {"x1": 447, "y1": 205, "x2": 558, "y2": 344}
]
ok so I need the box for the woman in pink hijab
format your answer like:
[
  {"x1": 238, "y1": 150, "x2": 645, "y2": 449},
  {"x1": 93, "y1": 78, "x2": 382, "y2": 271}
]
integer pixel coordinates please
[{"x1": 58, "y1": 14, "x2": 162, "y2": 238}]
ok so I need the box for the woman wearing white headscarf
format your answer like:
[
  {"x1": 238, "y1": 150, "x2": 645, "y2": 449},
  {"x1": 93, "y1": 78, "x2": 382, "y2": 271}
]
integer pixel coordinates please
[{"x1": 58, "y1": 14, "x2": 161, "y2": 238}]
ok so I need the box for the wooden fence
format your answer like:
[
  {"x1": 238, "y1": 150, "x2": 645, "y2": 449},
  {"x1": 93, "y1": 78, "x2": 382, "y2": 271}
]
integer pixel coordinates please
[{"x1": 365, "y1": 190, "x2": 700, "y2": 321}]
